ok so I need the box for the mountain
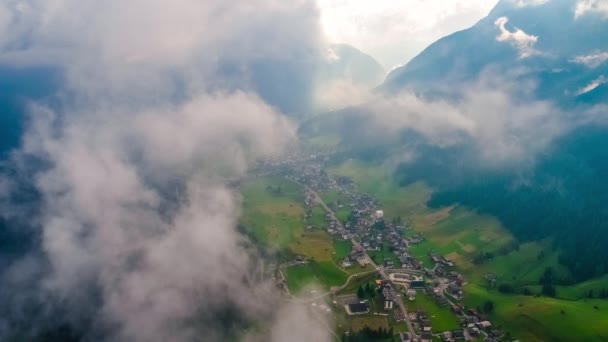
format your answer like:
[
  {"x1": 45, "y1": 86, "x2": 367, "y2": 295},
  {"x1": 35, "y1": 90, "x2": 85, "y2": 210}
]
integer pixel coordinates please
[
  {"x1": 382, "y1": 0, "x2": 608, "y2": 105},
  {"x1": 320, "y1": 44, "x2": 386, "y2": 87},
  {"x1": 381, "y1": 0, "x2": 608, "y2": 281},
  {"x1": 251, "y1": 44, "x2": 385, "y2": 116},
  {"x1": 302, "y1": 0, "x2": 608, "y2": 282}
]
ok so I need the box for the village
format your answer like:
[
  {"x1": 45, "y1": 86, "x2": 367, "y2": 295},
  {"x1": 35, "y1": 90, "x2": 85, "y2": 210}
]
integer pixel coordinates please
[{"x1": 258, "y1": 156, "x2": 507, "y2": 342}]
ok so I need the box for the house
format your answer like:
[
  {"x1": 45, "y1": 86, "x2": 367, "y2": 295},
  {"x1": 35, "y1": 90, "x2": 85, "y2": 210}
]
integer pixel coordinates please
[
  {"x1": 374, "y1": 210, "x2": 384, "y2": 219},
  {"x1": 468, "y1": 327, "x2": 480, "y2": 337},
  {"x1": 394, "y1": 309, "x2": 406, "y2": 322},
  {"x1": 448, "y1": 283, "x2": 463, "y2": 299},
  {"x1": 476, "y1": 321, "x2": 492, "y2": 330},
  {"x1": 441, "y1": 331, "x2": 454, "y2": 342},
  {"x1": 400, "y1": 332, "x2": 412, "y2": 342},
  {"x1": 421, "y1": 332, "x2": 433, "y2": 342},
  {"x1": 382, "y1": 287, "x2": 393, "y2": 300},
  {"x1": 452, "y1": 330, "x2": 465, "y2": 340},
  {"x1": 451, "y1": 304, "x2": 464, "y2": 315},
  {"x1": 345, "y1": 302, "x2": 369, "y2": 315},
  {"x1": 384, "y1": 300, "x2": 394, "y2": 310}
]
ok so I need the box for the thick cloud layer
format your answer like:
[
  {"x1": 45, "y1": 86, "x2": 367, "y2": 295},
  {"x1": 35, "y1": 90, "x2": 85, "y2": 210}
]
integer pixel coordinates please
[
  {"x1": 0, "y1": 1, "x2": 330, "y2": 341},
  {"x1": 342, "y1": 74, "x2": 591, "y2": 166}
]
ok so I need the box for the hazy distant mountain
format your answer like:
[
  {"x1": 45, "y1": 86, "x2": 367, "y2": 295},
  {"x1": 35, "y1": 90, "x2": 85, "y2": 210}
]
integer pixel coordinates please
[
  {"x1": 251, "y1": 44, "x2": 385, "y2": 117},
  {"x1": 321, "y1": 44, "x2": 386, "y2": 87},
  {"x1": 382, "y1": 0, "x2": 608, "y2": 105}
]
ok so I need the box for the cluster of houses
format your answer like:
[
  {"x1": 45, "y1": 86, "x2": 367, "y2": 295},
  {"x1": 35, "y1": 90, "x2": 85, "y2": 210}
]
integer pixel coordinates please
[{"x1": 272, "y1": 158, "x2": 507, "y2": 341}]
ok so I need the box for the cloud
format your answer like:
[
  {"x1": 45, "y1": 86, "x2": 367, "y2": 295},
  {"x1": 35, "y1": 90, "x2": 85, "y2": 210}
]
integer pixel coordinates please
[
  {"x1": 571, "y1": 51, "x2": 608, "y2": 68},
  {"x1": 314, "y1": 79, "x2": 374, "y2": 112},
  {"x1": 0, "y1": 1, "x2": 332, "y2": 341},
  {"x1": 512, "y1": 0, "x2": 550, "y2": 7},
  {"x1": 360, "y1": 76, "x2": 570, "y2": 165},
  {"x1": 495, "y1": 17, "x2": 540, "y2": 58},
  {"x1": 318, "y1": 0, "x2": 498, "y2": 68},
  {"x1": 576, "y1": 75, "x2": 607, "y2": 95},
  {"x1": 0, "y1": 0, "x2": 325, "y2": 116},
  {"x1": 575, "y1": 0, "x2": 608, "y2": 18}
]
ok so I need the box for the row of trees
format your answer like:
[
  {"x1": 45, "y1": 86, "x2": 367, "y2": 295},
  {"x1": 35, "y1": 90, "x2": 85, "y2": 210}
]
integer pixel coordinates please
[
  {"x1": 342, "y1": 327, "x2": 394, "y2": 342},
  {"x1": 357, "y1": 283, "x2": 377, "y2": 300}
]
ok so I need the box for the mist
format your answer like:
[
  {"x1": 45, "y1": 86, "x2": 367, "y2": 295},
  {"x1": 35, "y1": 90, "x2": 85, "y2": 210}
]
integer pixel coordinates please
[{"x1": 0, "y1": 0, "x2": 332, "y2": 341}]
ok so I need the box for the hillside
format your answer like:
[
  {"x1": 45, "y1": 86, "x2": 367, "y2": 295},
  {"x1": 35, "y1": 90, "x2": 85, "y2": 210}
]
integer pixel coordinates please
[{"x1": 382, "y1": 0, "x2": 608, "y2": 106}]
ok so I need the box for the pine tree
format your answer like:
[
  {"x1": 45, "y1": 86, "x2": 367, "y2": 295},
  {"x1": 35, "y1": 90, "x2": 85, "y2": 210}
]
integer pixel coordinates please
[{"x1": 357, "y1": 286, "x2": 365, "y2": 299}]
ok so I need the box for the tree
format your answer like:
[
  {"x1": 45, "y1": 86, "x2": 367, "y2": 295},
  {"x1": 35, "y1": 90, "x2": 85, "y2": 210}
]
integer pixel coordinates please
[
  {"x1": 522, "y1": 287, "x2": 532, "y2": 296},
  {"x1": 539, "y1": 267, "x2": 554, "y2": 285},
  {"x1": 542, "y1": 283, "x2": 556, "y2": 297},
  {"x1": 498, "y1": 283, "x2": 514, "y2": 294},
  {"x1": 483, "y1": 300, "x2": 495, "y2": 314},
  {"x1": 588, "y1": 289, "x2": 595, "y2": 298},
  {"x1": 357, "y1": 286, "x2": 365, "y2": 299},
  {"x1": 365, "y1": 283, "x2": 373, "y2": 298}
]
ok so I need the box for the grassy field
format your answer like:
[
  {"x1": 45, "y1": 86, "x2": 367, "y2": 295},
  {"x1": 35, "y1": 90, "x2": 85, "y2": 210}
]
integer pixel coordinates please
[
  {"x1": 241, "y1": 176, "x2": 353, "y2": 294},
  {"x1": 309, "y1": 205, "x2": 327, "y2": 228},
  {"x1": 465, "y1": 283, "x2": 608, "y2": 342},
  {"x1": 368, "y1": 243, "x2": 402, "y2": 269},
  {"x1": 326, "y1": 158, "x2": 608, "y2": 341},
  {"x1": 406, "y1": 294, "x2": 461, "y2": 332},
  {"x1": 333, "y1": 240, "x2": 352, "y2": 262},
  {"x1": 240, "y1": 177, "x2": 305, "y2": 250},
  {"x1": 285, "y1": 261, "x2": 349, "y2": 293}
]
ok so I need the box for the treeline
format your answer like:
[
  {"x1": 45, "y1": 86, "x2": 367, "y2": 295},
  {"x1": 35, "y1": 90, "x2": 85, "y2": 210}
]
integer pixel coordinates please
[
  {"x1": 397, "y1": 126, "x2": 608, "y2": 282},
  {"x1": 342, "y1": 326, "x2": 393, "y2": 342}
]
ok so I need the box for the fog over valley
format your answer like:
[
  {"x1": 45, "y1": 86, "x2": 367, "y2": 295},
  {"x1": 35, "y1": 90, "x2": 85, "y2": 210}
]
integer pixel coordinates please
[{"x1": 0, "y1": 1, "x2": 607, "y2": 341}]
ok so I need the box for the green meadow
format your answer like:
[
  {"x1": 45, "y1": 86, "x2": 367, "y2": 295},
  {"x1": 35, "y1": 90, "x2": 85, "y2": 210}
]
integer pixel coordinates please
[
  {"x1": 284, "y1": 261, "x2": 349, "y2": 293},
  {"x1": 406, "y1": 294, "x2": 461, "y2": 332},
  {"x1": 240, "y1": 176, "x2": 350, "y2": 294}
]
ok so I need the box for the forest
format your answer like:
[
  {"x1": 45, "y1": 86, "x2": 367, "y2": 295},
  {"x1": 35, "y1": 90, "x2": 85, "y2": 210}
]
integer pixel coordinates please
[{"x1": 398, "y1": 126, "x2": 608, "y2": 281}]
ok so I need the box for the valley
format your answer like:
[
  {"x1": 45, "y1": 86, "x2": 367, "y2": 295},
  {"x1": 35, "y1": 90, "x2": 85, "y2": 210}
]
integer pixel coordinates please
[{"x1": 239, "y1": 144, "x2": 608, "y2": 342}]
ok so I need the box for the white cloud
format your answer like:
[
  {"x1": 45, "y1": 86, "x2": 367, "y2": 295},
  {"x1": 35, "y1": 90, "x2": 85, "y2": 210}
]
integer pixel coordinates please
[
  {"x1": 570, "y1": 51, "x2": 608, "y2": 68},
  {"x1": 576, "y1": 75, "x2": 607, "y2": 95},
  {"x1": 314, "y1": 79, "x2": 374, "y2": 112},
  {"x1": 318, "y1": 0, "x2": 498, "y2": 68},
  {"x1": 512, "y1": 0, "x2": 550, "y2": 7},
  {"x1": 495, "y1": 16, "x2": 539, "y2": 58},
  {"x1": 0, "y1": 1, "x2": 331, "y2": 341},
  {"x1": 360, "y1": 77, "x2": 569, "y2": 164},
  {"x1": 575, "y1": 0, "x2": 608, "y2": 18}
]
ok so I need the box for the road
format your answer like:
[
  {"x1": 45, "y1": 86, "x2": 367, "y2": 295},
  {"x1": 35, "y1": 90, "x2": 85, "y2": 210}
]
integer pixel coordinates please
[{"x1": 306, "y1": 186, "x2": 416, "y2": 337}]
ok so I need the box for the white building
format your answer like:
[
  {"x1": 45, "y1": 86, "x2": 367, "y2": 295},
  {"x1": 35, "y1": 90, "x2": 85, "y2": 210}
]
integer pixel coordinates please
[{"x1": 374, "y1": 210, "x2": 384, "y2": 219}]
